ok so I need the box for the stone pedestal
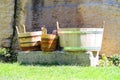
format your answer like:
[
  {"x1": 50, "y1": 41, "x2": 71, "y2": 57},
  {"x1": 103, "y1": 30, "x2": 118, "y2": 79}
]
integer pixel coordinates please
[{"x1": 18, "y1": 51, "x2": 90, "y2": 66}]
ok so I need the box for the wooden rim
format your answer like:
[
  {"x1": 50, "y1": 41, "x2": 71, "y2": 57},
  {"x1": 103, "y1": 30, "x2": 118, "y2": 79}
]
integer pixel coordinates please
[{"x1": 18, "y1": 31, "x2": 42, "y2": 37}]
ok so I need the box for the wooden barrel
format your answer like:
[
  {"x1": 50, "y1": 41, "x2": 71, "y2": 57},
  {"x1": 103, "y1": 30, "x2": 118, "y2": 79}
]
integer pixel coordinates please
[
  {"x1": 58, "y1": 28, "x2": 104, "y2": 51},
  {"x1": 41, "y1": 34, "x2": 58, "y2": 52},
  {"x1": 18, "y1": 31, "x2": 42, "y2": 51}
]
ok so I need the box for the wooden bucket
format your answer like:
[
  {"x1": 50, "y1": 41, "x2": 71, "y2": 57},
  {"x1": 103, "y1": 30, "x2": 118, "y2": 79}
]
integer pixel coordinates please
[
  {"x1": 41, "y1": 34, "x2": 58, "y2": 52},
  {"x1": 58, "y1": 28, "x2": 104, "y2": 51},
  {"x1": 18, "y1": 31, "x2": 42, "y2": 51}
]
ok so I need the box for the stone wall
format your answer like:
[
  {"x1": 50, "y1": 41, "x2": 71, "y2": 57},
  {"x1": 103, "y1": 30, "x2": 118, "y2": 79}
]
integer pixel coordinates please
[
  {"x1": 0, "y1": 0, "x2": 14, "y2": 48},
  {"x1": 16, "y1": 0, "x2": 120, "y2": 56},
  {"x1": 31, "y1": 0, "x2": 104, "y2": 33}
]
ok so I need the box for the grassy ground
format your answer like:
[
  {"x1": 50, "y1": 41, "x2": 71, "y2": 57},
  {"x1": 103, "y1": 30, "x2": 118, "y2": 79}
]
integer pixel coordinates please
[{"x1": 0, "y1": 63, "x2": 120, "y2": 80}]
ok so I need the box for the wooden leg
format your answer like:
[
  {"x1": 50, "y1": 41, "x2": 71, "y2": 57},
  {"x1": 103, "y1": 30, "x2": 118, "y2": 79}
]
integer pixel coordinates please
[{"x1": 87, "y1": 51, "x2": 100, "y2": 67}]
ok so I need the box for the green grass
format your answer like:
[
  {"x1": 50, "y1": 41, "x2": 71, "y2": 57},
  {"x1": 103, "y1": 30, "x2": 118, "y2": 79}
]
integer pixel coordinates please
[{"x1": 0, "y1": 63, "x2": 120, "y2": 80}]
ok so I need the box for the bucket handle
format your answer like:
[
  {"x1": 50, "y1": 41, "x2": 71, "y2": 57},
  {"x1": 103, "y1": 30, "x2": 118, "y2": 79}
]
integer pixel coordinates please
[
  {"x1": 41, "y1": 25, "x2": 47, "y2": 35},
  {"x1": 15, "y1": 24, "x2": 26, "y2": 34},
  {"x1": 16, "y1": 26, "x2": 19, "y2": 34},
  {"x1": 56, "y1": 21, "x2": 60, "y2": 30},
  {"x1": 22, "y1": 24, "x2": 26, "y2": 33}
]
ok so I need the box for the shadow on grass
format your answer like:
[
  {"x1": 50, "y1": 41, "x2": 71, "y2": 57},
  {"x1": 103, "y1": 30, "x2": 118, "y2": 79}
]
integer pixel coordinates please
[{"x1": 19, "y1": 62, "x2": 89, "y2": 67}]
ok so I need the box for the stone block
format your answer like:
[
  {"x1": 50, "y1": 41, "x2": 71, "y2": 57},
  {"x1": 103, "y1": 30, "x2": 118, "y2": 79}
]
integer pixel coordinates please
[{"x1": 17, "y1": 51, "x2": 90, "y2": 66}]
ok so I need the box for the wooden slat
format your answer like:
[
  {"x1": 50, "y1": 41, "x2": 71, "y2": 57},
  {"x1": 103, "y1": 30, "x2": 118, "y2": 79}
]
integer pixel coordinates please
[
  {"x1": 19, "y1": 42, "x2": 40, "y2": 47},
  {"x1": 18, "y1": 31, "x2": 42, "y2": 37},
  {"x1": 18, "y1": 36, "x2": 41, "y2": 43},
  {"x1": 64, "y1": 47, "x2": 101, "y2": 51}
]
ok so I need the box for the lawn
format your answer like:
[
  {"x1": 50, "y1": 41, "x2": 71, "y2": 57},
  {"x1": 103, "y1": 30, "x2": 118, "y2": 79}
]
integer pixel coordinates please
[{"x1": 0, "y1": 63, "x2": 120, "y2": 80}]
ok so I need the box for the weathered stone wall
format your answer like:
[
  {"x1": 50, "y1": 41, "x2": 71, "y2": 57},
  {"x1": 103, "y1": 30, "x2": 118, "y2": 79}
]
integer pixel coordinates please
[
  {"x1": 16, "y1": 0, "x2": 120, "y2": 56},
  {"x1": 31, "y1": 0, "x2": 104, "y2": 33},
  {"x1": 0, "y1": 0, "x2": 14, "y2": 48},
  {"x1": 78, "y1": 3, "x2": 120, "y2": 56}
]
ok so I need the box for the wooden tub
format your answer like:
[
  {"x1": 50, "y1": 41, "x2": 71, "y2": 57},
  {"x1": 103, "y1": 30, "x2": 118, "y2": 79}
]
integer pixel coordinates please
[
  {"x1": 18, "y1": 31, "x2": 42, "y2": 51},
  {"x1": 58, "y1": 28, "x2": 104, "y2": 51}
]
